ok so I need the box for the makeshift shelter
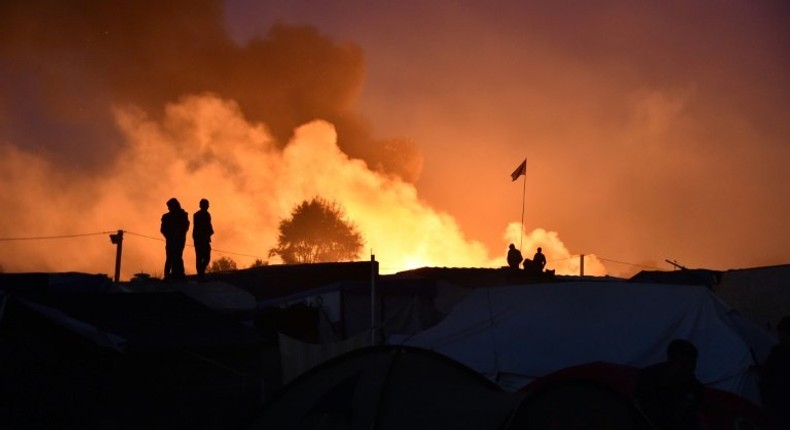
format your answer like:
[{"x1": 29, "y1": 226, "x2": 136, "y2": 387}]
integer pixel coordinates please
[
  {"x1": 630, "y1": 268, "x2": 721, "y2": 288},
  {"x1": 201, "y1": 261, "x2": 377, "y2": 301},
  {"x1": 516, "y1": 362, "x2": 776, "y2": 430},
  {"x1": 254, "y1": 277, "x2": 469, "y2": 384},
  {"x1": 172, "y1": 280, "x2": 257, "y2": 315},
  {"x1": 0, "y1": 272, "x2": 113, "y2": 294},
  {"x1": 391, "y1": 281, "x2": 770, "y2": 404},
  {"x1": 249, "y1": 344, "x2": 777, "y2": 430},
  {"x1": 513, "y1": 363, "x2": 652, "y2": 430},
  {"x1": 247, "y1": 346, "x2": 525, "y2": 430}
]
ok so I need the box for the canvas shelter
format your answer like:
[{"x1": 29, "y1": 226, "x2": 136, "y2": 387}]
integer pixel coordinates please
[
  {"x1": 390, "y1": 281, "x2": 772, "y2": 404},
  {"x1": 249, "y1": 343, "x2": 780, "y2": 430},
  {"x1": 249, "y1": 346, "x2": 675, "y2": 430},
  {"x1": 248, "y1": 345, "x2": 525, "y2": 430},
  {"x1": 516, "y1": 362, "x2": 776, "y2": 429}
]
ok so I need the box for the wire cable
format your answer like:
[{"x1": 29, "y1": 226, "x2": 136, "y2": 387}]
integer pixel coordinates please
[
  {"x1": 124, "y1": 231, "x2": 164, "y2": 242},
  {"x1": 597, "y1": 257, "x2": 663, "y2": 271},
  {"x1": 1, "y1": 229, "x2": 266, "y2": 261},
  {"x1": 0, "y1": 231, "x2": 114, "y2": 241}
]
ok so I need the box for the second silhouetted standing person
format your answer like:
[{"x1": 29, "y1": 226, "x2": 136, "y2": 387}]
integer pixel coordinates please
[
  {"x1": 161, "y1": 197, "x2": 190, "y2": 281},
  {"x1": 193, "y1": 198, "x2": 214, "y2": 281},
  {"x1": 533, "y1": 247, "x2": 546, "y2": 272}
]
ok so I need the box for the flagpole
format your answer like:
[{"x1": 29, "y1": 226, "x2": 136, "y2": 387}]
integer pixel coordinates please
[{"x1": 519, "y1": 158, "x2": 526, "y2": 251}]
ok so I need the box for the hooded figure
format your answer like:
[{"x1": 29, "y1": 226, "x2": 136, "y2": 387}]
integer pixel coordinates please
[{"x1": 161, "y1": 197, "x2": 190, "y2": 281}]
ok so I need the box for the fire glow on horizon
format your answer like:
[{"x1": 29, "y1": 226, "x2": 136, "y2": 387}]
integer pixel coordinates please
[
  {"x1": 13, "y1": 1, "x2": 782, "y2": 278},
  {"x1": 0, "y1": 94, "x2": 606, "y2": 279}
]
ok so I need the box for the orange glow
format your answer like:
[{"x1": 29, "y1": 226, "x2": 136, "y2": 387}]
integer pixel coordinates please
[{"x1": 3, "y1": 3, "x2": 787, "y2": 280}]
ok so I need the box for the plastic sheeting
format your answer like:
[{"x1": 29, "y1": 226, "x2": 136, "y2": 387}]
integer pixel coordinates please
[{"x1": 392, "y1": 282, "x2": 761, "y2": 402}]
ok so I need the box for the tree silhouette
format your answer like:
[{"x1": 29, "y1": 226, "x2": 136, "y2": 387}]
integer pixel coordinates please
[
  {"x1": 270, "y1": 197, "x2": 363, "y2": 264},
  {"x1": 249, "y1": 259, "x2": 267, "y2": 268},
  {"x1": 207, "y1": 256, "x2": 237, "y2": 273}
]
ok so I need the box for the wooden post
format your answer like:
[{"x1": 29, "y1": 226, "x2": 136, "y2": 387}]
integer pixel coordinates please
[
  {"x1": 109, "y1": 230, "x2": 123, "y2": 283},
  {"x1": 580, "y1": 254, "x2": 585, "y2": 277},
  {"x1": 370, "y1": 253, "x2": 377, "y2": 346}
]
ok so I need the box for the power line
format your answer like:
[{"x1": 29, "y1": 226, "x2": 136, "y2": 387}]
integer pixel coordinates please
[
  {"x1": 124, "y1": 230, "x2": 164, "y2": 242},
  {"x1": 0, "y1": 231, "x2": 114, "y2": 241},
  {"x1": 597, "y1": 257, "x2": 663, "y2": 271},
  {"x1": 210, "y1": 248, "x2": 265, "y2": 260},
  {"x1": 1, "y1": 229, "x2": 267, "y2": 261}
]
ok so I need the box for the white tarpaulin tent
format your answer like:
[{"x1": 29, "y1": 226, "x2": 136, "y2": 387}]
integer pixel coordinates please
[{"x1": 390, "y1": 281, "x2": 768, "y2": 403}]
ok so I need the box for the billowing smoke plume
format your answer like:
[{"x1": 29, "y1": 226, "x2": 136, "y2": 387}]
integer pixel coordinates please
[{"x1": 0, "y1": 0, "x2": 421, "y2": 181}]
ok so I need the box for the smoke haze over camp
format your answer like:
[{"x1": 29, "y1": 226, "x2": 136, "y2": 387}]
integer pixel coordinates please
[{"x1": 1, "y1": 0, "x2": 787, "y2": 279}]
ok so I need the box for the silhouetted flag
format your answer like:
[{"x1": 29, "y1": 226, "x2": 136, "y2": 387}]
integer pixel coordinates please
[{"x1": 511, "y1": 159, "x2": 527, "y2": 181}]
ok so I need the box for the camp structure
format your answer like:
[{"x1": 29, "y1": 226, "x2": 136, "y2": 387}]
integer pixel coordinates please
[
  {"x1": 515, "y1": 362, "x2": 776, "y2": 430},
  {"x1": 247, "y1": 345, "x2": 656, "y2": 430},
  {"x1": 247, "y1": 346, "x2": 778, "y2": 429},
  {"x1": 247, "y1": 346, "x2": 523, "y2": 430},
  {"x1": 390, "y1": 280, "x2": 775, "y2": 405}
]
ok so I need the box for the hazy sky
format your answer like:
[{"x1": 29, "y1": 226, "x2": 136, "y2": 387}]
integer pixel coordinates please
[
  {"x1": 226, "y1": 0, "x2": 790, "y2": 272},
  {"x1": 1, "y1": 0, "x2": 788, "y2": 278}
]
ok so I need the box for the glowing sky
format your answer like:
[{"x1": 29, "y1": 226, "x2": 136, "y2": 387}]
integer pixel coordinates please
[{"x1": 1, "y1": 0, "x2": 788, "y2": 279}]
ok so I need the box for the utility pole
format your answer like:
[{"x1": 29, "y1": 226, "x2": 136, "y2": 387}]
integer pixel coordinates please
[
  {"x1": 370, "y1": 253, "x2": 377, "y2": 346},
  {"x1": 580, "y1": 254, "x2": 585, "y2": 276},
  {"x1": 109, "y1": 230, "x2": 123, "y2": 283}
]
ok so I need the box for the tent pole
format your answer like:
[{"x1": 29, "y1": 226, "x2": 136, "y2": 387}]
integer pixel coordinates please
[{"x1": 370, "y1": 253, "x2": 376, "y2": 346}]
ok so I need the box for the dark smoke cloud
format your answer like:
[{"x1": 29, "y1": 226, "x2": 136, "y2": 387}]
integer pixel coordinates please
[{"x1": 0, "y1": 0, "x2": 422, "y2": 181}]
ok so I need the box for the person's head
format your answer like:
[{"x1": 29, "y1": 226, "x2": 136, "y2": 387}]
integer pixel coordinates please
[
  {"x1": 509, "y1": 244, "x2": 516, "y2": 250},
  {"x1": 199, "y1": 198, "x2": 209, "y2": 210},
  {"x1": 666, "y1": 339, "x2": 698, "y2": 374},
  {"x1": 537, "y1": 247, "x2": 542, "y2": 253},
  {"x1": 166, "y1": 198, "x2": 181, "y2": 211},
  {"x1": 777, "y1": 316, "x2": 790, "y2": 344}
]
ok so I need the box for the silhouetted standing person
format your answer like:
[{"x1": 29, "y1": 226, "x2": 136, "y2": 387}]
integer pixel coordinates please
[
  {"x1": 193, "y1": 198, "x2": 214, "y2": 281},
  {"x1": 161, "y1": 198, "x2": 190, "y2": 281},
  {"x1": 507, "y1": 244, "x2": 523, "y2": 270},
  {"x1": 635, "y1": 339, "x2": 704, "y2": 430},
  {"x1": 760, "y1": 316, "x2": 790, "y2": 429},
  {"x1": 533, "y1": 247, "x2": 546, "y2": 272}
]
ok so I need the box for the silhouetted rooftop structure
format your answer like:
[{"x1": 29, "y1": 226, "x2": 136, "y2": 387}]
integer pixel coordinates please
[
  {"x1": 629, "y1": 268, "x2": 722, "y2": 288},
  {"x1": 199, "y1": 261, "x2": 376, "y2": 300}
]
